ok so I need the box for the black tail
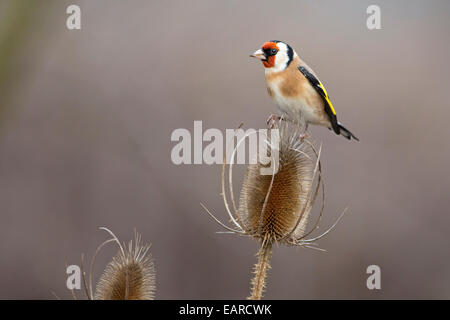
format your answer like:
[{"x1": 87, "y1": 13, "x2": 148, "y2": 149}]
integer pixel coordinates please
[{"x1": 337, "y1": 122, "x2": 359, "y2": 141}]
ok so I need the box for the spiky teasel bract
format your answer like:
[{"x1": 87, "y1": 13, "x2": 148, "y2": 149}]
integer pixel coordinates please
[
  {"x1": 201, "y1": 118, "x2": 345, "y2": 299},
  {"x1": 66, "y1": 228, "x2": 155, "y2": 300}
]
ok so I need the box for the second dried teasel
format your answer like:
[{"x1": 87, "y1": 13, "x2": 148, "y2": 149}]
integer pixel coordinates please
[{"x1": 65, "y1": 228, "x2": 156, "y2": 300}]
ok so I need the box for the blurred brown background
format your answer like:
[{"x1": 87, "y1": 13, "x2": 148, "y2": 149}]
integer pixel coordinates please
[{"x1": 0, "y1": 0, "x2": 449, "y2": 299}]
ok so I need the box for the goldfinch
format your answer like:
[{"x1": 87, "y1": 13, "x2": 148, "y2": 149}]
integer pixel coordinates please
[{"x1": 250, "y1": 40, "x2": 359, "y2": 141}]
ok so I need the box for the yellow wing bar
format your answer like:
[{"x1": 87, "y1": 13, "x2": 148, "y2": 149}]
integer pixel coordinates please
[{"x1": 318, "y1": 81, "x2": 336, "y2": 115}]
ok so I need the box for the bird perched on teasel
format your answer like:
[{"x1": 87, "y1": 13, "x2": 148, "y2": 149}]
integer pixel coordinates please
[{"x1": 250, "y1": 40, "x2": 359, "y2": 141}]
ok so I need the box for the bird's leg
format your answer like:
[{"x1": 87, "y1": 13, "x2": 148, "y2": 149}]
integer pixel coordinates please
[
  {"x1": 266, "y1": 114, "x2": 282, "y2": 129},
  {"x1": 298, "y1": 123, "x2": 309, "y2": 140}
]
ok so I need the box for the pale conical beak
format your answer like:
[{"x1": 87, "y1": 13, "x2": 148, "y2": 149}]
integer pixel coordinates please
[{"x1": 250, "y1": 49, "x2": 266, "y2": 60}]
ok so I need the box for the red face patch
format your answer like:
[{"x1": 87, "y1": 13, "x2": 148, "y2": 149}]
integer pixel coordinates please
[{"x1": 261, "y1": 42, "x2": 279, "y2": 68}]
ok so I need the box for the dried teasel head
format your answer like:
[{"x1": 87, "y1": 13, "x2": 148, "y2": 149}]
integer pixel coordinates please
[
  {"x1": 238, "y1": 122, "x2": 317, "y2": 243},
  {"x1": 94, "y1": 228, "x2": 156, "y2": 300},
  {"x1": 201, "y1": 118, "x2": 346, "y2": 300},
  {"x1": 202, "y1": 118, "x2": 345, "y2": 250},
  {"x1": 67, "y1": 228, "x2": 156, "y2": 300}
]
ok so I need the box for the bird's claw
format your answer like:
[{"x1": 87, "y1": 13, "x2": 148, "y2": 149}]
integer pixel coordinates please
[
  {"x1": 266, "y1": 114, "x2": 281, "y2": 128},
  {"x1": 298, "y1": 131, "x2": 309, "y2": 141}
]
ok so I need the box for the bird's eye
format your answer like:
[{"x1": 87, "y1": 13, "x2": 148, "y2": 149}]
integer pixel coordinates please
[{"x1": 271, "y1": 48, "x2": 278, "y2": 54}]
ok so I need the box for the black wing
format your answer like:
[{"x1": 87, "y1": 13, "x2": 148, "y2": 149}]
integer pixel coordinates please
[{"x1": 298, "y1": 66, "x2": 340, "y2": 134}]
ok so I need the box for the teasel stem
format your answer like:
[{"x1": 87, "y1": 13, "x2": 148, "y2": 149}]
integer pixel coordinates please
[{"x1": 248, "y1": 236, "x2": 273, "y2": 300}]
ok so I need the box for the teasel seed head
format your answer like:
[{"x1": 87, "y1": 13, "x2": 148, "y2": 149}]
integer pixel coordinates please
[
  {"x1": 201, "y1": 119, "x2": 344, "y2": 249},
  {"x1": 201, "y1": 118, "x2": 346, "y2": 300},
  {"x1": 94, "y1": 228, "x2": 156, "y2": 300},
  {"x1": 66, "y1": 228, "x2": 156, "y2": 300},
  {"x1": 237, "y1": 122, "x2": 317, "y2": 243}
]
